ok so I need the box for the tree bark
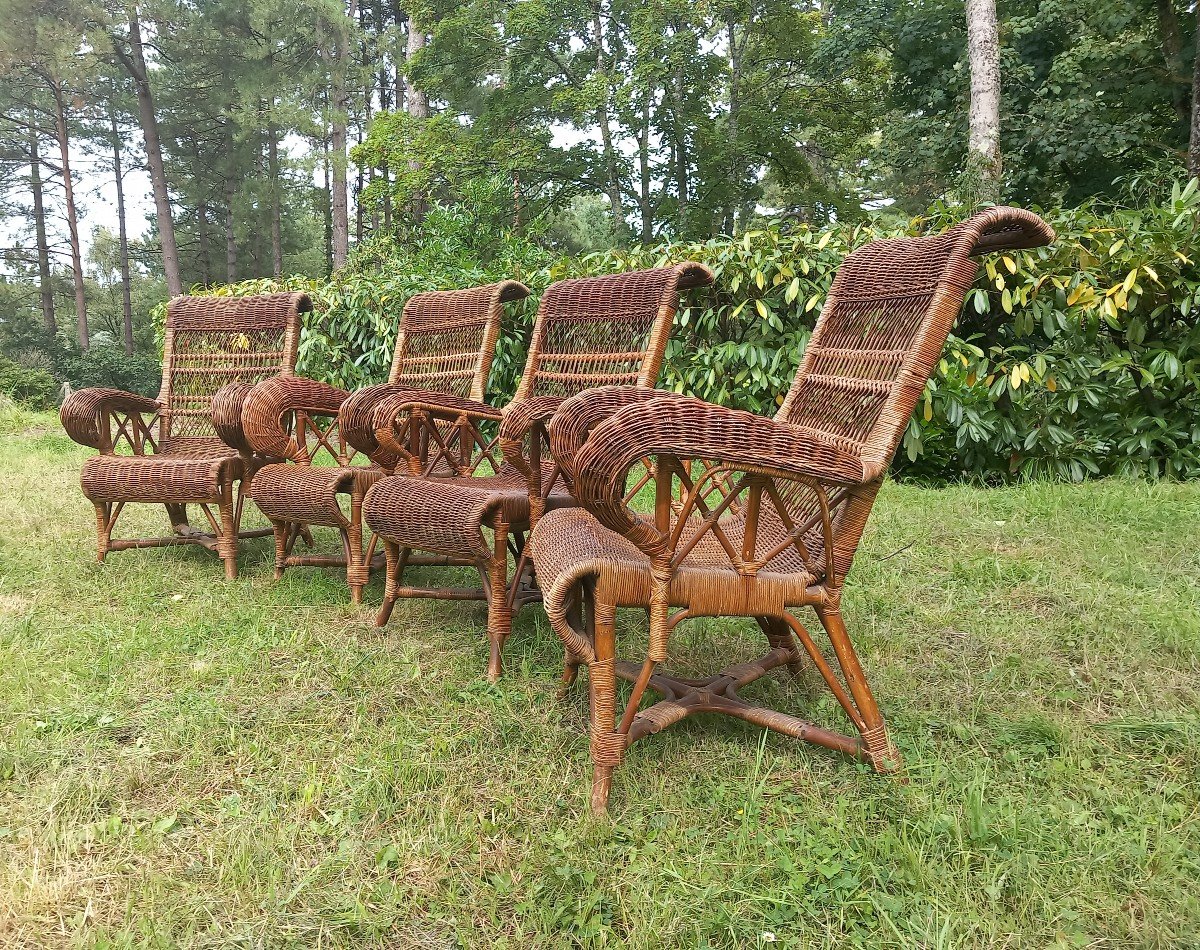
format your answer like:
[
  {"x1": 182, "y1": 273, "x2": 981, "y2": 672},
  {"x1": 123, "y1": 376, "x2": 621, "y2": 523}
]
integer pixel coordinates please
[
  {"x1": 110, "y1": 109, "x2": 135, "y2": 355},
  {"x1": 725, "y1": 19, "x2": 741, "y2": 236},
  {"x1": 27, "y1": 112, "x2": 56, "y2": 337},
  {"x1": 48, "y1": 80, "x2": 88, "y2": 350},
  {"x1": 965, "y1": 0, "x2": 1002, "y2": 200},
  {"x1": 637, "y1": 98, "x2": 653, "y2": 243},
  {"x1": 405, "y1": 15, "x2": 429, "y2": 221},
  {"x1": 329, "y1": 0, "x2": 357, "y2": 269},
  {"x1": 1155, "y1": 0, "x2": 1189, "y2": 126},
  {"x1": 267, "y1": 109, "x2": 283, "y2": 276},
  {"x1": 591, "y1": 4, "x2": 626, "y2": 242},
  {"x1": 322, "y1": 132, "x2": 333, "y2": 275},
  {"x1": 224, "y1": 126, "x2": 238, "y2": 284},
  {"x1": 670, "y1": 49, "x2": 690, "y2": 235},
  {"x1": 114, "y1": 8, "x2": 183, "y2": 297},
  {"x1": 1190, "y1": 25, "x2": 1200, "y2": 179}
]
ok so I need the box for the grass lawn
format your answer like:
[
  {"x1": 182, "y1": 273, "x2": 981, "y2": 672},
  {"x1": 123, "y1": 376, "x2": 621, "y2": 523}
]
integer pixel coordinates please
[{"x1": 1, "y1": 400, "x2": 1198, "y2": 948}]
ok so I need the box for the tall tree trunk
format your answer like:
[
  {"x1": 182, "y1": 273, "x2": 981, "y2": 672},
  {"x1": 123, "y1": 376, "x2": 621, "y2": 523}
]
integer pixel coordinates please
[
  {"x1": 1156, "y1": 0, "x2": 1189, "y2": 126},
  {"x1": 224, "y1": 128, "x2": 238, "y2": 284},
  {"x1": 115, "y1": 9, "x2": 183, "y2": 297},
  {"x1": 197, "y1": 197, "x2": 212, "y2": 285},
  {"x1": 267, "y1": 109, "x2": 283, "y2": 276},
  {"x1": 405, "y1": 16, "x2": 429, "y2": 221},
  {"x1": 965, "y1": 0, "x2": 1002, "y2": 202},
  {"x1": 48, "y1": 81, "x2": 88, "y2": 350},
  {"x1": 27, "y1": 113, "x2": 56, "y2": 337},
  {"x1": 670, "y1": 51, "x2": 690, "y2": 234},
  {"x1": 725, "y1": 19, "x2": 741, "y2": 235},
  {"x1": 637, "y1": 98, "x2": 653, "y2": 244},
  {"x1": 110, "y1": 109, "x2": 135, "y2": 355},
  {"x1": 1190, "y1": 25, "x2": 1200, "y2": 179},
  {"x1": 393, "y1": 0, "x2": 406, "y2": 108},
  {"x1": 322, "y1": 133, "x2": 333, "y2": 275},
  {"x1": 591, "y1": 4, "x2": 626, "y2": 242},
  {"x1": 330, "y1": 0, "x2": 357, "y2": 269}
]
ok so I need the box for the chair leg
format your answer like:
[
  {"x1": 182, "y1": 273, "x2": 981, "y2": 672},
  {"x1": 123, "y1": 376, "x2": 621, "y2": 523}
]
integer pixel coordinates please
[
  {"x1": 485, "y1": 520, "x2": 512, "y2": 682},
  {"x1": 347, "y1": 487, "x2": 367, "y2": 605},
  {"x1": 164, "y1": 503, "x2": 188, "y2": 534},
  {"x1": 272, "y1": 520, "x2": 289, "y2": 580},
  {"x1": 375, "y1": 541, "x2": 402, "y2": 626},
  {"x1": 93, "y1": 502, "x2": 112, "y2": 562},
  {"x1": 759, "y1": 616, "x2": 805, "y2": 677},
  {"x1": 588, "y1": 599, "x2": 620, "y2": 815},
  {"x1": 557, "y1": 590, "x2": 586, "y2": 697},
  {"x1": 217, "y1": 475, "x2": 238, "y2": 580},
  {"x1": 815, "y1": 606, "x2": 901, "y2": 773}
]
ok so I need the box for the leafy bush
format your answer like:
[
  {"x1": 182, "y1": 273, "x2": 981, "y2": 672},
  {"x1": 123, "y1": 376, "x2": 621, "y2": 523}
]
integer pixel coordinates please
[
  {"x1": 0, "y1": 355, "x2": 59, "y2": 409},
  {"x1": 61, "y1": 347, "x2": 162, "y2": 398},
  {"x1": 190, "y1": 182, "x2": 1200, "y2": 482}
]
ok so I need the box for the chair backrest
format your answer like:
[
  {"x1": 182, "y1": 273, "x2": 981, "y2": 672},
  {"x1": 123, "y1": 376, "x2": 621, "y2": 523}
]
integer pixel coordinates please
[
  {"x1": 388, "y1": 281, "x2": 530, "y2": 399},
  {"x1": 778, "y1": 207, "x2": 1054, "y2": 481},
  {"x1": 514, "y1": 264, "x2": 714, "y2": 402},
  {"x1": 160, "y1": 293, "x2": 308, "y2": 447}
]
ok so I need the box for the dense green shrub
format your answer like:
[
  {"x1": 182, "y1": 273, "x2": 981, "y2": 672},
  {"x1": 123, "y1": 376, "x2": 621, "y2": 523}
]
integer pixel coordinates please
[
  {"x1": 190, "y1": 183, "x2": 1200, "y2": 482},
  {"x1": 60, "y1": 347, "x2": 162, "y2": 398},
  {"x1": 0, "y1": 355, "x2": 59, "y2": 409}
]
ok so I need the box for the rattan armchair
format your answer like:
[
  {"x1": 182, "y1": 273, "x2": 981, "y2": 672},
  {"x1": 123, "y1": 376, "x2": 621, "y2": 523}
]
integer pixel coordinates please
[
  {"x1": 234, "y1": 281, "x2": 530, "y2": 603},
  {"x1": 61, "y1": 293, "x2": 309, "y2": 579},
  {"x1": 528, "y1": 207, "x2": 1055, "y2": 812},
  {"x1": 362, "y1": 264, "x2": 715, "y2": 679}
]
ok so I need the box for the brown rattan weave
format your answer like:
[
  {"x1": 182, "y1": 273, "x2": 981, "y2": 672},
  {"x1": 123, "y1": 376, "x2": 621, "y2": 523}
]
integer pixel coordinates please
[
  {"x1": 526, "y1": 207, "x2": 1055, "y2": 812},
  {"x1": 61, "y1": 293, "x2": 309, "y2": 578},
  {"x1": 362, "y1": 264, "x2": 715, "y2": 679},
  {"x1": 235, "y1": 281, "x2": 530, "y2": 602}
]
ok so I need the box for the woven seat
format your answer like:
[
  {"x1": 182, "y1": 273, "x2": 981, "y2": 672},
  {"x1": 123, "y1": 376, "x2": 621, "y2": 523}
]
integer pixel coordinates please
[
  {"x1": 234, "y1": 281, "x2": 530, "y2": 602},
  {"x1": 363, "y1": 264, "x2": 715, "y2": 679},
  {"x1": 61, "y1": 293, "x2": 309, "y2": 577},
  {"x1": 527, "y1": 207, "x2": 1056, "y2": 812},
  {"x1": 364, "y1": 461, "x2": 573, "y2": 562}
]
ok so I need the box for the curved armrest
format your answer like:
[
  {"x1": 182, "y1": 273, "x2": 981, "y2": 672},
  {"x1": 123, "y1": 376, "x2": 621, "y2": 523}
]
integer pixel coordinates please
[
  {"x1": 370, "y1": 388, "x2": 503, "y2": 474},
  {"x1": 240, "y1": 376, "x2": 350, "y2": 460},
  {"x1": 498, "y1": 395, "x2": 565, "y2": 475},
  {"x1": 60, "y1": 387, "x2": 161, "y2": 453},
  {"x1": 212, "y1": 381, "x2": 257, "y2": 454},
  {"x1": 340, "y1": 383, "x2": 408, "y2": 466},
  {"x1": 570, "y1": 396, "x2": 870, "y2": 556},
  {"x1": 548, "y1": 386, "x2": 689, "y2": 482}
]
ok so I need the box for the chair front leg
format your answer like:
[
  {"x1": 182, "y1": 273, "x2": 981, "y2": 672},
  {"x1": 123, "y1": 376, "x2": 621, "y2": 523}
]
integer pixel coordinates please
[
  {"x1": 485, "y1": 519, "x2": 512, "y2": 682},
  {"x1": 815, "y1": 605, "x2": 901, "y2": 773},
  {"x1": 587, "y1": 598, "x2": 621, "y2": 815},
  {"x1": 217, "y1": 471, "x2": 239, "y2": 580}
]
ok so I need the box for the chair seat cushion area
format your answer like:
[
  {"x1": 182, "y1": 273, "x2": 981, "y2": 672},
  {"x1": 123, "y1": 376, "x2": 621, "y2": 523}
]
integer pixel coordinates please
[
  {"x1": 80, "y1": 442, "x2": 243, "y2": 504},
  {"x1": 528, "y1": 507, "x2": 820, "y2": 622},
  {"x1": 249, "y1": 463, "x2": 387, "y2": 528},
  {"x1": 363, "y1": 463, "x2": 573, "y2": 562}
]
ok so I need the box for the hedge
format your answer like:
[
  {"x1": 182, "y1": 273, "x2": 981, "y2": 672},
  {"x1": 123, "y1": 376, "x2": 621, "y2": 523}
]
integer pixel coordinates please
[{"x1": 184, "y1": 182, "x2": 1200, "y2": 482}]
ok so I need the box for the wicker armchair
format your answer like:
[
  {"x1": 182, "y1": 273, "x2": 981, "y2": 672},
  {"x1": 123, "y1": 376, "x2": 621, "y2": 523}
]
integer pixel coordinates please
[
  {"x1": 235, "y1": 281, "x2": 530, "y2": 603},
  {"x1": 527, "y1": 207, "x2": 1055, "y2": 812},
  {"x1": 362, "y1": 264, "x2": 715, "y2": 679},
  {"x1": 61, "y1": 293, "x2": 309, "y2": 579}
]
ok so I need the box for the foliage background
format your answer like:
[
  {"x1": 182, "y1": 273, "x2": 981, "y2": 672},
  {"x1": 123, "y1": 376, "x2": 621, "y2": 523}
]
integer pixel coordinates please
[{"x1": 175, "y1": 182, "x2": 1200, "y2": 483}]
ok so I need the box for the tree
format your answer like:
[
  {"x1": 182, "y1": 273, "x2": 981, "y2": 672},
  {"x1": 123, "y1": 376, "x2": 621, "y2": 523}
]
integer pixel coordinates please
[
  {"x1": 1191, "y1": 22, "x2": 1200, "y2": 178},
  {"x1": 107, "y1": 4, "x2": 184, "y2": 298},
  {"x1": 965, "y1": 0, "x2": 1002, "y2": 202}
]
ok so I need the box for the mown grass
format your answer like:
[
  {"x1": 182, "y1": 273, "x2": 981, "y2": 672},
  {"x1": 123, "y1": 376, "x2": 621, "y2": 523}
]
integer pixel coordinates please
[{"x1": 1, "y1": 405, "x2": 1198, "y2": 948}]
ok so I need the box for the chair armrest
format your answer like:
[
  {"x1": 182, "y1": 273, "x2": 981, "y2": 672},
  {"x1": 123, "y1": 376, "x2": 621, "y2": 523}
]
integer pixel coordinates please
[
  {"x1": 340, "y1": 383, "x2": 407, "y2": 466},
  {"x1": 498, "y1": 395, "x2": 565, "y2": 473},
  {"x1": 239, "y1": 376, "x2": 350, "y2": 461},
  {"x1": 369, "y1": 388, "x2": 504, "y2": 474},
  {"x1": 212, "y1": 381, "x2": 257, "y2": 454},
  {"x1": 60, "y1": 388, "x2": 161, "y2": 453},
  {"x1": 547, "y1": 386, "x2": 689, "y2": 482},
  {"x1": 569, "y1": 396, "x2": 871, "y2": 556}
]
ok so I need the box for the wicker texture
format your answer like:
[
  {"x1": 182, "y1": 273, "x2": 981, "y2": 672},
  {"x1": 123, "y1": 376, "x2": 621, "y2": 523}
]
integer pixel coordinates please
[
  {"x1": 527, "y1": 207, "x2": 1055, "y2": 812},
  {"x1": 363, "y1": 263, "x2": 715, "y2": 680},
  {"x1": 236, "y1": 281, "x2": 530, "y2": 602},
  {"x1": 61, "y1": 293, "x2": 309, "y2": 578}
]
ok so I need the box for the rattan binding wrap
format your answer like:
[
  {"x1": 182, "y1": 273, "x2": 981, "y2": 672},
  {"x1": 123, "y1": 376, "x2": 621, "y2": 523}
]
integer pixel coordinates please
[
  {"x1": 527, "y1": 207, "x2": 1055, "y2": 812},
  {"x1": 235, "y1": 281, "x2": 530, "y2": 602},
  {"x1": 362, "y1": 263, "x2": 716, "y2": 680},
  {"x1": 61, "y1": 293, "x2": 309, "y2": 578}
]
